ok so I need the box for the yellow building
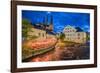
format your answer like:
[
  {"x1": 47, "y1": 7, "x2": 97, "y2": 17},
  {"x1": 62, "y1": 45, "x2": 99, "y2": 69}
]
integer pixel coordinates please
[
  {"x1": 28, "y1": 27, "x2": 46, "y2": 40},
  {"x1": 63, "y1": 25, "x2": 87, "y2": 43}
]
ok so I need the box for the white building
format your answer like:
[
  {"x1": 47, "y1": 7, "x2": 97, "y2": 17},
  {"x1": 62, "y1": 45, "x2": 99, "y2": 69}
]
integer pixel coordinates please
[{"x1": 63, "y1": 25, "x2": 87, "y2": 43}]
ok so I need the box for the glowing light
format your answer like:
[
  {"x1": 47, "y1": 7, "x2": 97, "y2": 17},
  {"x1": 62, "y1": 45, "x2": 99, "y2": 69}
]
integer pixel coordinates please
[{"x1": 47, "y1": 11, "x2": 51, "y2": 14}]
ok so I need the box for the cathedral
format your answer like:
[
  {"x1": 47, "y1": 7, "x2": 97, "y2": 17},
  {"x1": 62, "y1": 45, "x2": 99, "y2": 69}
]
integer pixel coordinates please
[
  {"x1": 33, "y1": 15, "x2": 54, "y2": 32},
  {"x1": 27, "y1": 15, "x2": 55, "y2": 40}
]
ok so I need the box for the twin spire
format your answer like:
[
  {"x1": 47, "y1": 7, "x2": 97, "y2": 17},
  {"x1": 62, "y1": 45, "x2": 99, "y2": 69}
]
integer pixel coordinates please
[{"x1": 43, "y1": 15, "x2": 53, "y2": 25}]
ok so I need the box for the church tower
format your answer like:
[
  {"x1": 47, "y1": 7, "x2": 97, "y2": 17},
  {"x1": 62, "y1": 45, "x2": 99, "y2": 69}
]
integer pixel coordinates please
[
  {"x1": 49, "y1": 15, "x2": 53, "y2": 31},
  {"x1": 45, "y1": 15, "x2": 53, "y2": 31},
  {"x1": 43, "y1": 14, "x2": 53, "y2": 31}
]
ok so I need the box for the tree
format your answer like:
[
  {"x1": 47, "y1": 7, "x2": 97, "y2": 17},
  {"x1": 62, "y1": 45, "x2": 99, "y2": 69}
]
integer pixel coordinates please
[
  {"x1": 22, "y1": 19, "x2": 32, "y2": 40},
  {"x1": 86, "y1": 32, "x2": 90, "y2": 41},
  {"x1": 59, "y1": 33, "x2": 65, "y2": 41}
]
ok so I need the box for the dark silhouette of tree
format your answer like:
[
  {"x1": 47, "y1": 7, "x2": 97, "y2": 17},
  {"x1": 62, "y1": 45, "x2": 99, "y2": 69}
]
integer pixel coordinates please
[{"x1": 59, "y1": 33, "x2": 65, "y2": 41}]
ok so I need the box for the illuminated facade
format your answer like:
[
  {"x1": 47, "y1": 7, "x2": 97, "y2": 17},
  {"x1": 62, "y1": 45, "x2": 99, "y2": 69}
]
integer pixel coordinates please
[
  {"x1": 28, "y1": 15, "x2": 55, "y2": 40},
  {"x1": 63, "y1": 25, "x2": 87, "y2": 43}
]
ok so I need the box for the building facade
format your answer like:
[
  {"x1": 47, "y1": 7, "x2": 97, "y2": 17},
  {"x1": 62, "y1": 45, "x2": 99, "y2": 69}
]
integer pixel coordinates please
[
  {"x1": 27, "y1": 15, "x2": 55, "y2": 40},
  {"x1": 28, "y1": 27, "x2": 46, "y2": 40},
  {"x1": 63, "y1": 25, "x2": 87, "y2": 43}
]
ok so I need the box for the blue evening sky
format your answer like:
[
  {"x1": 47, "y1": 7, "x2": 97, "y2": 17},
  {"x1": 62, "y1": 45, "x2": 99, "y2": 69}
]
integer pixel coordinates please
[{"x1": 22, "y1": 10, "x2": 90, "y2": 33}]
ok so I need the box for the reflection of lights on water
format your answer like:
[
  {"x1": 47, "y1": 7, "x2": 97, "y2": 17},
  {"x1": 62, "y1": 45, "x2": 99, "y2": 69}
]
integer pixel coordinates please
[{"x1": 31, "y1": 54, "x2": 52, "y2": 62}]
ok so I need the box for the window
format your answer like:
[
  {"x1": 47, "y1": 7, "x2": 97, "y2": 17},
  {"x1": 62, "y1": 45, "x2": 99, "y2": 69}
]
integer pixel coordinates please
[
  {"x1": 78, "y1": 33, "x2": 80, "y2": 36},
  {"x1": 38, "y1": 33, "x2": 40, "y2": 36},
  {"x1": 42, "y1": 33, "x2": 45, "y2": 37}
]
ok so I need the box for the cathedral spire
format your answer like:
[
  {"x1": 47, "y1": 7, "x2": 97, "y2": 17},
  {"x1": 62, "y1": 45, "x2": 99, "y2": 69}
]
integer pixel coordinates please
[
  {"x1": 43, "y1": 15, "x2": 48, "y2": 25},
  {"x1": 50, "y1": 15, "x2": 53, "y2": 25}
]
